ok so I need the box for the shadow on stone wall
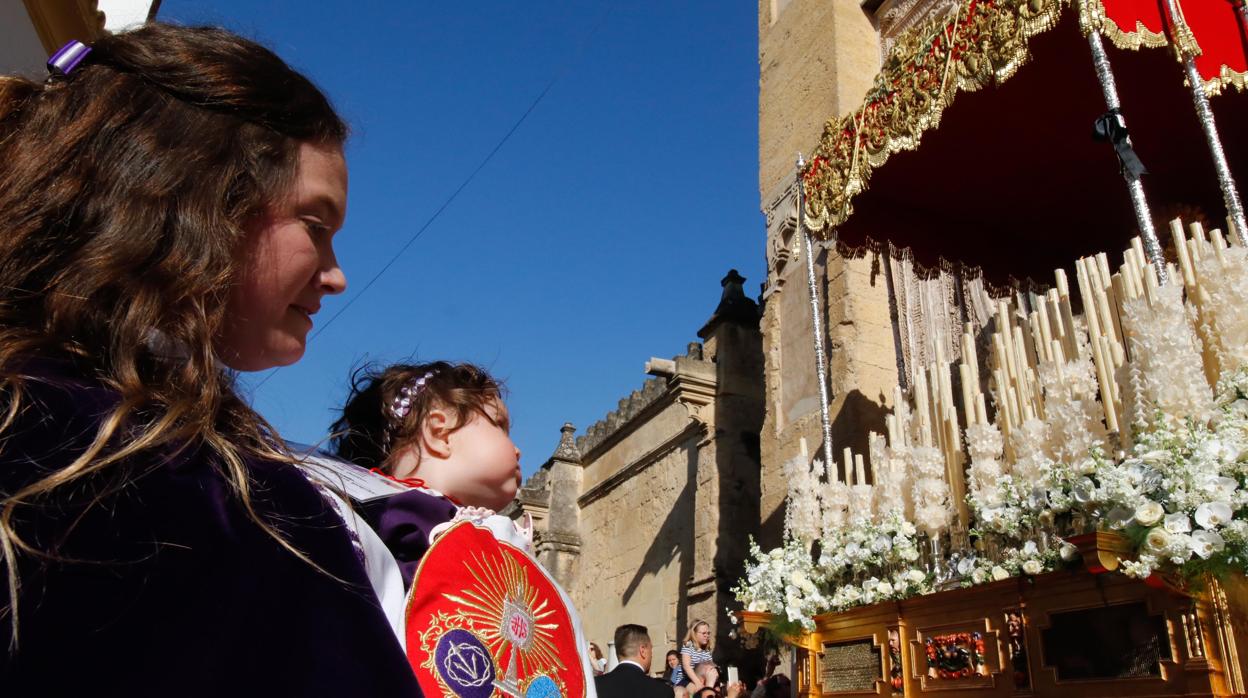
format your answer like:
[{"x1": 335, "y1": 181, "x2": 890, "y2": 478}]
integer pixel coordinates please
[
  {"x1": 829, "y1": 388, "x2": 890, "y2": 481},
  {"x1": 621, "y1": 443, "x2": 697, "y2": 639}
]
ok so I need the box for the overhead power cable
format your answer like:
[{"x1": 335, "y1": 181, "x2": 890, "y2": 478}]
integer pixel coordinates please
[{"x1": 253, "y1": 4, "x2": 614, "y2": 390}]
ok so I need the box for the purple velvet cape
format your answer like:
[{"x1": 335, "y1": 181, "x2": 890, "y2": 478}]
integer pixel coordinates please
[
  {"x1": 361, "y1": 488, "x2": 458, "y2": 589},
  {"x1": 0, "y1": 361, "x2": 422, "y2": 696}
]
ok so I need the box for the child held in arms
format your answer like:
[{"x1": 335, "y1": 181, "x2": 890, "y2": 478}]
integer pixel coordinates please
[
  {"x1": 332, "y1": 362, "x2": 601, "y2": 696},
  {"x1": 331, "y1": 361, "x2": 524, "y2": 586}
]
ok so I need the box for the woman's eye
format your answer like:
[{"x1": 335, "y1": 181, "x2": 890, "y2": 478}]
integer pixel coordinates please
[{"x1": 302, "y1": 218, "x2": 330, "y2": 235}]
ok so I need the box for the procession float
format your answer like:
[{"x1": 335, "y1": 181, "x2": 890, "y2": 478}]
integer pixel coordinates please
[{"x1": 733, "y1": 1, "x2": 1248, "y2": 696}]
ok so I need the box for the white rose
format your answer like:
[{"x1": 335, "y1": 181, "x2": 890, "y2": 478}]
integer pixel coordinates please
[
  {"x1": 1022, "y1": 541, "x2": 1039, "y2": 556},
  {"x1": 1164, "y1": 513, "x2": 1192, "y2": 534},
  {"x1": 991, "y1": 565, "x2": 1009, "y2": 581},
  {"x1": 956, "y1": 557, "x2": 976, "y2": 575},
  {"x1": 1195, "y1": 501, "x2": 1233, "y2": 529},
  {"x1": 1059, "y1": 542, "x2": 1078, "y2": 561},
  {"x1": 906, "y1": 569, "x2": 926, "y2": 584},
  {"x1": 862, "y1": 577, "x2": 880, "y2": 592},
  {"x1": 1134, "y1": 501, "x2": 1164, "y2": 527},
  {"x1": 899, "y1": 546, "x2": 920, "y2": 562},
  {"x1": 1190, "y1": 530, "x2": 1226, "y2": 559},
  {"x1": 844, "y1": 541, "x2": 861, "y2": 557},
  {"x1": 971, "y1": 568, "x2": 986, "y2": 584},
  {"x1": 1022, "y1": 559, "x2": 1043, "y2": 575},
  {"x1": 876, "y1": 581, "x2": 895, "y2": 597},
  {"x1": 900, "y1": 521, "x2": 917, "y2": 536},
  {"x1": 1145, "y1": 527, "x2": 1172, "y2": 552},
  {"x1": 871, "y1": 535, "x2": 893, "y2": 552}
]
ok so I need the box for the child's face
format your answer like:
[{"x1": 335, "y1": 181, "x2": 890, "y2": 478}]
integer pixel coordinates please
[
  {"x1": 218, "y1": 142, "x2": 348, "y2": 371},
  {"x1": 399, "y1": 397, "x2": 522, "y2": 511}
]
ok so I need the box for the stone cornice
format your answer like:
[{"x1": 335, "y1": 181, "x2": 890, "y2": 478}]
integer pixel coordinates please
[
  {"x1": 576, "y1": 343, "x2": 716, "y2": 461},
  {"x1": 576, "y1": 420, "x2": 705, "y2": 508}
]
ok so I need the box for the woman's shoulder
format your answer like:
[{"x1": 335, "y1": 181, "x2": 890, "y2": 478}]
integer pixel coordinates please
[
  {"x1": 1, "y1": 360, "x2": 122, "y2": 487},
  {"x1": 0, "y1": 358, "x2": 344, "y2": 555}
]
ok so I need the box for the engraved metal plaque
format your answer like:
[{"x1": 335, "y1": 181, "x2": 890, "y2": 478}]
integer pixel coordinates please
[{"x1": 819, "y1": 639, "x2": 881, "y2": 693}]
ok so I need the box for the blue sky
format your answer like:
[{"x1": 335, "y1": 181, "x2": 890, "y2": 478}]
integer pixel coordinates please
[{"x1": 161, "y1": 1, "x2": 763, "y2": 476}]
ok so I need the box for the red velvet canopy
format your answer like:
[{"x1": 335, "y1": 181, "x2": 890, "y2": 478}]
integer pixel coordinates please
[
  {"x1": 839, "y1": 16, "x2": 1247, "y2": 282},
  {"x1": 801, "y1": 0, "x2": 1247, "y2": 284}
]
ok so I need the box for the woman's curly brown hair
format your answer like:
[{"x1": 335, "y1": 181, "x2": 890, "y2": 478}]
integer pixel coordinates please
[{"x1": 0, "y1": 23, "x2": 346, "y2": 647}]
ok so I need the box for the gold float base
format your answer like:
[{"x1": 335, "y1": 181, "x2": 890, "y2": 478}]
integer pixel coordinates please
[{"x1": 739, "y1": 539, "x2": 1248, "y2": 697}]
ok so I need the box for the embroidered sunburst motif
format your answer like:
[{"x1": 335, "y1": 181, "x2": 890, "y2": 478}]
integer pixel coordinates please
[{"x1": 445, "y1": 547, "x2": 566, "y2": 690}]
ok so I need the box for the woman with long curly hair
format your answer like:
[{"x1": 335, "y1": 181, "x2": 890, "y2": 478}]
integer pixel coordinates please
[{"x1": 0, "y1": 24, "x2": 420, "y2": 695}]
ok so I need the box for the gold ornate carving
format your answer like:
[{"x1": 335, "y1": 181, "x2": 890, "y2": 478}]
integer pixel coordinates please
[
  {"x1": 738, "y1": 569, "x2": 1248, "y2": 698},
  {"x1": 1078, "y1": 0, "x2": 1169, "y2": 52},
  {"x1": 802, "y1": 0, "x2": 1069, "y2": 234},
  {"x1": 1202, "y1": 62, "x2": 1248, "y2": 98}
]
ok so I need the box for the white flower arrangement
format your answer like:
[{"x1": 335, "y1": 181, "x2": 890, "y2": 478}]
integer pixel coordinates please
[
  {"x1": 734, "y1": 231, "x2": 1248, "y2": 628},
  {"x1": 1046, "y1": 366, "x2": 1248, "y2": 580},
  {"x1": 954, "y1": 539, "x2": 1058, "y2": 587}
]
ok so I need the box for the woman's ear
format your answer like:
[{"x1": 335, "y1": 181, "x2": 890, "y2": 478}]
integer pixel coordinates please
[{"x1": 422, "y1": 408, "x2": 453, "y2": 459}]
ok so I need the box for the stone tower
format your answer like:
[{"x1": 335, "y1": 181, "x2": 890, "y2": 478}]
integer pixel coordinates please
[
  {"x1": 508, "y1": 271, "x2": 764, "y2": 659},
  {"x1": 756, "y1": 0, "x2": 953, "y2": 545}
]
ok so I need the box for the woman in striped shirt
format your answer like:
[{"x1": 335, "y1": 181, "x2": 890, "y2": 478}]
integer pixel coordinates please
[{"x1": 678, "y1": 619, "x2": 719, "y2": 694}]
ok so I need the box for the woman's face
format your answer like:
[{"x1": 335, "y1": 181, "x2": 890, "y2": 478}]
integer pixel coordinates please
[
  {"x1": 668, "y1": 654, "x2": 680, "y2": 668},
  {"x1": 696, "y1": 624, "x2": 711, "y2": 646},
  {"x1": 218, "y1": 142, "x2": 348, "y2": 371}
]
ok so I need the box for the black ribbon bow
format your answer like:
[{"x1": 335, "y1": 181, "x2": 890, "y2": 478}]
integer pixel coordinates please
[{"x1": 1093, "y1": 109, "x2": 1148, "y2": 179}]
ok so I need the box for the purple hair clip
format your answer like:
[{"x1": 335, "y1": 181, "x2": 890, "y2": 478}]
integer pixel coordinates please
[
  {"x1": 388, "y1": 370, "x2": 437, "y2": 425},
  {"x1": 47, "y1": 40, "x2": 93, "y2": 77}
]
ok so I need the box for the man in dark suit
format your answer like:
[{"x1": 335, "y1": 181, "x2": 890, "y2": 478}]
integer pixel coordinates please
[{"x1": 594, "y1": 624, "x2": 674, "y2": 698}]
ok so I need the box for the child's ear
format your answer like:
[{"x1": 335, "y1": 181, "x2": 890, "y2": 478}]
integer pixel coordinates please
[{"x1": 422, "y1": 408, "x2": 453, "y2": 459}]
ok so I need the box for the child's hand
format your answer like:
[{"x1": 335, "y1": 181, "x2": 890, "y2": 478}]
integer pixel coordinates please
[{"x1": 452, "y1": 506, "x2": 495, "y2": 522}]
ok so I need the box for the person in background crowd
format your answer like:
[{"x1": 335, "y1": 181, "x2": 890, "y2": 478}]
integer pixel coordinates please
[
  {"x1": 590, "y1": 642, "x2": 607, "y2": 676},
  {"x1": 751, "y1": 674, "x2": 791, "y2": 698},
  {"x1": 693, "y1": 682, "x2": 747, "y2": 698},
  {"x1": 595, "y1": 624, "x2": 674, "y2": 698},
  {"x1": 680, "y1": 619, "x2": 719, "y2": 694},
  {"x1": 663, "y1": 648, "x2": 689, "y2": 698}
]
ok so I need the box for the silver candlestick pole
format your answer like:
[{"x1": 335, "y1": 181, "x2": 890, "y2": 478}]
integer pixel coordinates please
[
  {"x1": 797, "y1": 154, "x2": 837, "y2": 474},
  {"x1": 1084, "y1": 28, "x2": 1169, "y2": 284},
  {"x1": 1164, "y1": 0, "x2": 1248, "y2": 246}
]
